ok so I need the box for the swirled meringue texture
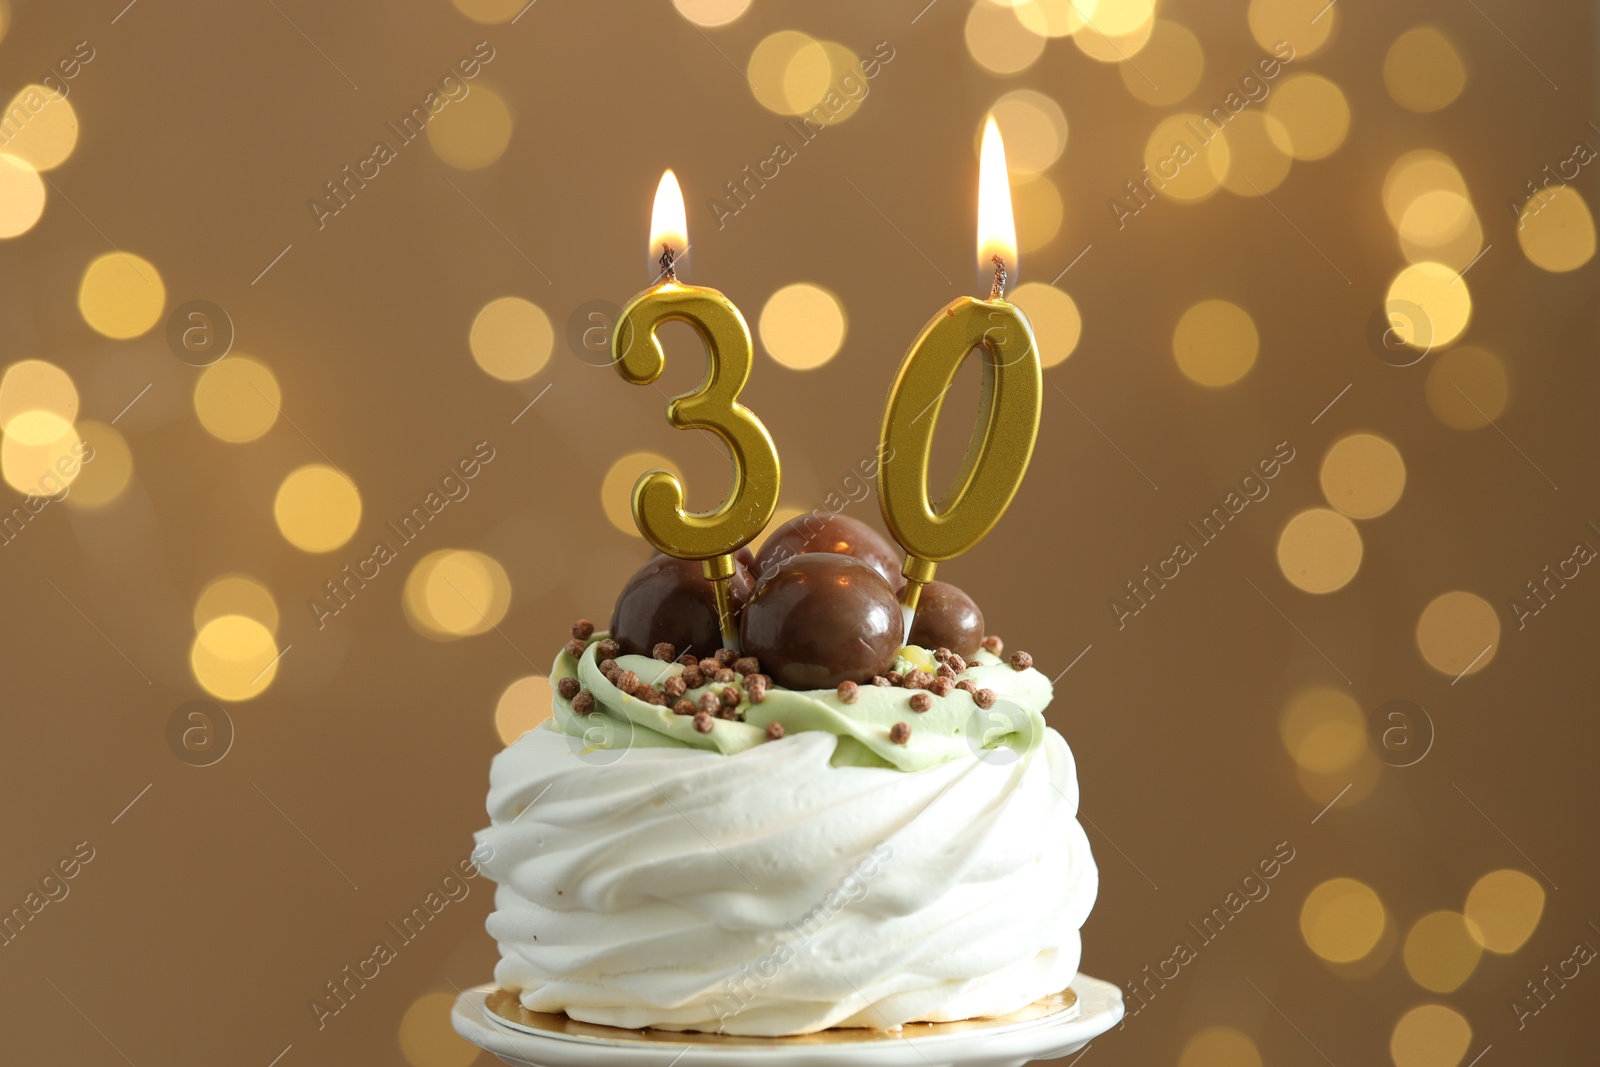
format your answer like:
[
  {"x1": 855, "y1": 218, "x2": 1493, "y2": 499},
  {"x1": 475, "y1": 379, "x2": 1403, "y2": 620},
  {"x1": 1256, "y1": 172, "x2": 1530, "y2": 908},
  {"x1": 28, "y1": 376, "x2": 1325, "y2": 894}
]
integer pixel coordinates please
[{"x1": 475, "y1": 648, "x2": 1097, "y2": 1036}]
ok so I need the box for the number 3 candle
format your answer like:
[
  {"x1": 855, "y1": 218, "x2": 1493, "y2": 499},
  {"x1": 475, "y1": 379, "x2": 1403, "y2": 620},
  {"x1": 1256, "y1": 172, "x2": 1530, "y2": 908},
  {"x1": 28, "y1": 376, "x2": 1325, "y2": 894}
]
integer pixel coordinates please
[
  {"x1": 877, "y1": 118, "x2": 1044, "y2": 626},
  {"x1": 610, "y1": 170, "x2": 781, "y2": 647}
]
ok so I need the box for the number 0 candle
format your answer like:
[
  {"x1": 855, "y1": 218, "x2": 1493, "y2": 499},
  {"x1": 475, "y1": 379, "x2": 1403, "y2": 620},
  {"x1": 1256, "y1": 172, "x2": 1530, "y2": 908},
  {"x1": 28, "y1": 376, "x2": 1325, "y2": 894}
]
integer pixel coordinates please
[
  {"x1": 610, "y1": 170, "x2": 781, "y2": 648},
  {"x1": 877, "y1": 118, "x2": 1044, "y2": 624}
]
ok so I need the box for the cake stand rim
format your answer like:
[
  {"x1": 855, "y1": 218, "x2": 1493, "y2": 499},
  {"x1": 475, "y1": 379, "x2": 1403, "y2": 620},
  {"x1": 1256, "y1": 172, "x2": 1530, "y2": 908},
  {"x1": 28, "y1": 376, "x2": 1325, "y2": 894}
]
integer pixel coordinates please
[{"x1": 452, "y1": 973, "x2": 1124, "y2": 1066}]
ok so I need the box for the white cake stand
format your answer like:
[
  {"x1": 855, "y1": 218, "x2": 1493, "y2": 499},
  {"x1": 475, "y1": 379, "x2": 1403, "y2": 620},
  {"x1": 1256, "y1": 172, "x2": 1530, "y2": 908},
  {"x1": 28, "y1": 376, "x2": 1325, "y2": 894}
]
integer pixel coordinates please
[{"x1": 452, "y1": 974, "x2": 1123, "y2": 1067}]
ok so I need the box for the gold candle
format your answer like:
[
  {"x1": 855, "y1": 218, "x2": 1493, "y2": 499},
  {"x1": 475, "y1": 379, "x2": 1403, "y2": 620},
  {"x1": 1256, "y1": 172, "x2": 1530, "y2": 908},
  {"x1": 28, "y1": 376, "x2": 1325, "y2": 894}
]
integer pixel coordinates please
[
  {"x1": 610, "y1": 170, "x2": 781, "y2": 648},
  {"x1": 877, "y1": 118, "x2": 1043, "y2": 624}
]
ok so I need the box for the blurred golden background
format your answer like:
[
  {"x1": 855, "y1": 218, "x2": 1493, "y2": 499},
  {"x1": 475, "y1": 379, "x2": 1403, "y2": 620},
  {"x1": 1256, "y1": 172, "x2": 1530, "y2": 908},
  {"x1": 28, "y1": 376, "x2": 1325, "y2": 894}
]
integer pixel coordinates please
[{"x1": 1, "y1": 0, "x2": 1595, "y2": 1063}]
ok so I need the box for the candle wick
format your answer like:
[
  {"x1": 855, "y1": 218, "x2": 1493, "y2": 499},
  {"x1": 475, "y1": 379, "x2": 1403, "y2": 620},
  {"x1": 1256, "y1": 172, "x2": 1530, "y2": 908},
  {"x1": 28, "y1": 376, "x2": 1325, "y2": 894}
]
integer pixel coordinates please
[
  {"x1": 989, "y1": 255, "x2": 1007, "y2": 301},
  {"x1": 659, "y1": 243, "x2": 677, "y2": 283}
]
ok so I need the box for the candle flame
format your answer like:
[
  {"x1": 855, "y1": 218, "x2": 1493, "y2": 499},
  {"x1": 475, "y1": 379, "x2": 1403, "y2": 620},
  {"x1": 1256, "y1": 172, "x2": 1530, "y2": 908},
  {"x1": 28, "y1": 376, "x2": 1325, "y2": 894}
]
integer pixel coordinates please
[
  {"x1": 650, "y1": 169, "x2": 688, "y2": 275},
  {"x1": 976, "y1": 116, "x2": 1017, "y2": 290}
]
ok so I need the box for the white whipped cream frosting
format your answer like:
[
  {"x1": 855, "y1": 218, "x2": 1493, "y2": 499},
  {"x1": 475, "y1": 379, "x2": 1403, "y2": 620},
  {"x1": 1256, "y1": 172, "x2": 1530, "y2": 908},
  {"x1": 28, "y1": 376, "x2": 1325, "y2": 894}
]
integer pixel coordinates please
[{"x1": 476, "y1": 722, "x2": 1097, "y2": 1036}]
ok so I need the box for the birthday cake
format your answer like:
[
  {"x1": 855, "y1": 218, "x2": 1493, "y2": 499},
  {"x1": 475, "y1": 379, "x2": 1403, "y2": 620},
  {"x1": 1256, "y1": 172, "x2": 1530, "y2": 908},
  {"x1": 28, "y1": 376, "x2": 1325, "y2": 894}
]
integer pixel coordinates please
[{"x1": 473, "y1": 514, "x2": 1098, "y2": 1036}]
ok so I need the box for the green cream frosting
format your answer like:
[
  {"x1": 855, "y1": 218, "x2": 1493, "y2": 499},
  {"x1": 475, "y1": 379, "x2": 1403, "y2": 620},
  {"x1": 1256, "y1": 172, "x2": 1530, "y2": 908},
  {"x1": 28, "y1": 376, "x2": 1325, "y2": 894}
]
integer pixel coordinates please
[{"x1": 548, "y1": 635, "x2": 1054, "y2": 771}]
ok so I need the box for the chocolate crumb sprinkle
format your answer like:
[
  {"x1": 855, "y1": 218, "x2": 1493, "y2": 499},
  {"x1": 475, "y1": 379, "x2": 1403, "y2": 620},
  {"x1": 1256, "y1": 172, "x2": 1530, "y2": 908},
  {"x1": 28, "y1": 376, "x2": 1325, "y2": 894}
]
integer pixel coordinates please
[
  {"x1": 903, "y1": 669, "x2": 933, "y2": 690},
  {"x1": 909, "y1": 692, "x2": 932, "y2": 712},
  {"x1": 571, "y1": 619, "x2": 595, "y2": 641},
  {"x1": 693, "y1": 711, "x2": 714, "y2": 733},
  {"x1": 673, "y1": 699, "x2": 696, "y2": 716},
  {"x1": 597, "y1": 638, "x2": 621, "y2": 660},
  {"x1": 698, "y1": 657, "x2": 721, "y2": 674},
  {"x1": 889, "y1": 721, "x2": 911, "y2": 744},
  {"x1": 571, "y1": 690, "x2": 596, "y2": 715},
  {"x1": 714, "y1": 648, "x2": 739, "y2": 666},
  {"x1": 765, "y1": 722, "x2": 784, "y2": 741},
  {"x1": 563, "y1": 638, "x2": 586, "y2": 660},
  {"x1": 652, "y1": 642, "x2": 677, "y2": 662},
  {"x1": 713, "y1": 667, "x2": 736, "y2": 683},
  {"x1": 556, "y1": 677, "x2": 580, "y2": 700},
  {"x1": 617, "y1": 670, "x2": 640, "y2": 692},
  {"x1": 719, "y1": 685, "x2": 742, "y2": 707},
  {"x1": 974, "y1": 688, "x2": 997, "y2": 709},
  {"x1": 1009, "y1": 650, "x2": 1034, "y2": 671},
  {"x1": 697, "y1": 691, "x2": 721, "y2": 716},
  {"x1": 681, "y1": 666, "x2": 705, "y2": 689},
  {"x1": 955, "y1": 679, "x2": 978, "y2": 694},
  {"x1": 929, "y1": 677, "x2": 953, "y2": 697},
  {"x1": 663, "y1": 676, "x2": 687, "y2": 698},
  {"x1": 733, "y1": 656, "x2": 761, "y2": 676},
  {"x1": 677, "y1": 653, "x2": 698, "y2": 666},
  {"x1": 837, "y1": 680, "x2": 859, "y2": 704},
  {"x1": 885, "y1": 671, "x2": 904, "y2": 687},
  {"x1": 981, "y1": 635, "x2": 1003, "y2": 656},
  {"x1": 871, "y1": 675, "x2": 891, "y2": 687}
]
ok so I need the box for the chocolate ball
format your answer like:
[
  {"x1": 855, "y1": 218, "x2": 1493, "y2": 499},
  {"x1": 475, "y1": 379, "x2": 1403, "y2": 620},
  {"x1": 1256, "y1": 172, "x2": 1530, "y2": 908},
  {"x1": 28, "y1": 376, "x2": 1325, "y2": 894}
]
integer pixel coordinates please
[
  {"x1": 740, "y1": 553, "x2": 903, "y2": 690},
  {"x1": 609, "y1": 554, "x2": 755, "y2": 660},
  {"x1": 754, "y1": 513, "x2": 904, "y2": 589},
  {"x1": 907, "y1": 580, "x2": 985, "y2": 659}
]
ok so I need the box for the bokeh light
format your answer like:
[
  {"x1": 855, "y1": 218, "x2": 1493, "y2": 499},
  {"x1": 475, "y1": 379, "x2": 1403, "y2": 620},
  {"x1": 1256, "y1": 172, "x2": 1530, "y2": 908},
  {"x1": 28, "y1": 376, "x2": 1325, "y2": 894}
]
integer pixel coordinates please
[
  {"x1": 1415, "y1": 591, "x2": 1499, "y2": 677},
  {"x1": 1268, "y1": 74, "x2": 1350, "y2": 161},
  {"x1": 1403, "y1": 911, "x2": 1483, "y2": 993},
  {"x1": 1277, "y1": 508, "x2": 1363, "y2": 593},
  {"x1": 0, "y1": 359, "x2": 78, "y2": 430},
  {"x1": 1013, "y1": 173, "x2": 1064, "y2": 252},
  {"x1": 1383, "y1": 150, "x2": 1469, "y2": 230},
  {"x1": 1218, "y1": 111, "x2": 1292, "y2": 196},
  {"x1": 1012, "y1": 0, "x2": 1079, "y2": 39},
  {"x1": 749, "y1": 31, "x2": 823, "y2": 114},
  {"x1": 191, "y1": 615, "x2": 280, "y2": 701},
  {"x1": 965, "y1": 1, "x2": 1046, "y2": 76},
  {"x1": 1320, "y1": 433, "x2": 1406, "y2": 519},
  {"x1": 0, "y1": 154, "x2": 46, "y2": 239},
  {"x1": 1011, "y1": 282, "x2": 1081, "y2": 368},
  {"x1": 1386, "y1": 262, "x2": 1472, "y2": 349},
  {"x1": 797, "y1": 42, "x2": 870, "y2": 126},
  {"x1": 601, "y1": 451, "x2": 680, "y2": 536},
  {"x1": 1118, "y1": 20, "x2": 1203, "y2": 106},
  {"x1": 274, "y1": 465, "x2": 362, "y2": 553},
  {"x1": 78, "y1": 252, "x2": 166, "y2": 339},
  {"x1": 987, "y1": 90, "x2": 1068, "y2": 176},
  {"x1": 1, "y1": 410, "x2": 82, "y2": 496},
  {"x1": 405, "y1": 548, "x2": 512, "y2": 638},
  {"x1": 1390, "y1": 1004, "x2": 1472, "y2": 1067},
  {"x1": 1143, "y1": 114, "x2": 1230, "y2": 202},
  {"x1": 194, "y1": 355, "x2": 281, "y2": 443},
  {"x1": 1398, "y1": 189, "x2": 1483, "y2": 271},
  {"x1": 451, "y1": 0, "x2": 525, "y2": 23},
  {"x1": 1464, "y1": 869, "x2": 1544, "y2": 954},
  {"x1": 2, "y1": 84, "x2": 80, "y2": 171},
  {"x1": 1426, "y1": 346, "x2": 1508, "y2": 430},
  {"x1": 63, "y1": 420, "x2": 132, "y2": 511},
  {"x1": 194, "y1": 575, "x2": 280, "y2": 635},
  {"x1": 426, "y1": 84, "x2": 513, "y2": 170},
  {"x1": 1179, "y1": 1027, "x2": 1261, "y2": 1067},
  {"x1": 1074, "y1": 10, "x2": 1156, "y2": 63},
  {"x1": 1517, "y1": 186, "x2": 1597, "y2": 273},
  {"x1": 1171, "y1": 299, "x2": 1257, "y2": 386},
  {"x1": 1384, "y1": 27, "x2": 1466, "y2": 113},
  {"x1": 1279, "y1": 687, "x2": 1365, "y2": 774},
  {"x1": 759, "y1": 283, "x2": 846, "y2": 370},
  {"x1": 1301, "y1": 877, "x2": 1386, "y2": 963},
  {"x1": 1248, "y1": 0, "x2": 1337, "y2": 58},
  {"x1": 470, "y1": 296, "x2": 553, "y2": 381},
  {"x1": 495, "y1": 675, "x2": 552, "y2": 745},
  {"x1": 671, "y1": 0, "x2": 751, "y2": 27},
  {"x1": 398, "y1": 990, "x2": 479, "y2": 1067}
]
